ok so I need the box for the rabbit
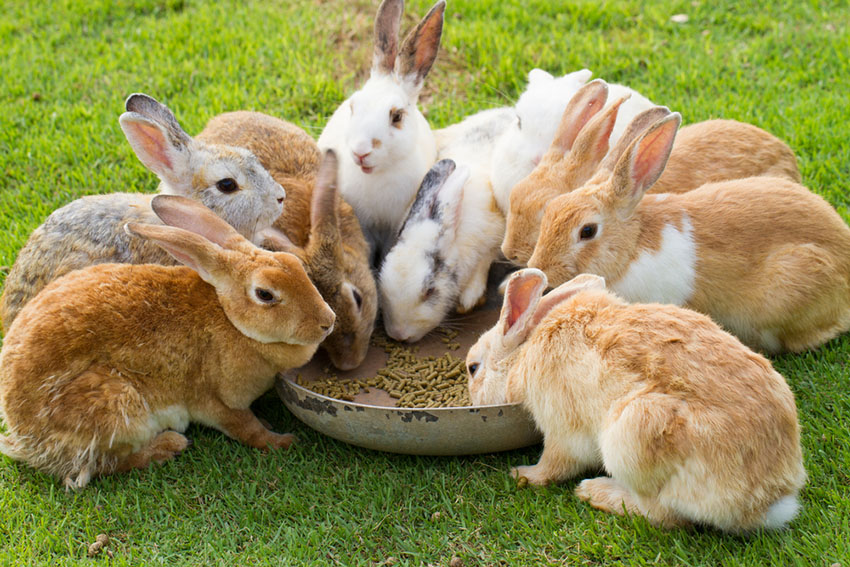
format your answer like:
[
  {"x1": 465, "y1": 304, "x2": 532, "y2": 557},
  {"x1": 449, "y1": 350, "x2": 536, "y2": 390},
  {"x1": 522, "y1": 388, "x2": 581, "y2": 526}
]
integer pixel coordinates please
[
  {"x1": 490, "y1": 68, "x2": 656, "y2": 216},
  {"x1": 378, "y1": 104, "x2": 517, "y2": 342},
  {"x1": 196, "y1": 111, "x2": 377, "y2": 371},
  {"x1": 466, "y1": 269, "x2": 806, "y2": 532},
  {"x1": 317, "y1": 0, "x2": 445, "y2": 266},
  {"x1": 0, "y1": 194, "x2": 335, "y2": 490},
  {"x1": 502, "y1": 80, "x2": 803, "y2": 265},
  {"x1": 0, "y1": 93, "x2": 285, "y2": 332},
  {"x1": 527, "y1": 112, "x2": 850, "y2": 353}
]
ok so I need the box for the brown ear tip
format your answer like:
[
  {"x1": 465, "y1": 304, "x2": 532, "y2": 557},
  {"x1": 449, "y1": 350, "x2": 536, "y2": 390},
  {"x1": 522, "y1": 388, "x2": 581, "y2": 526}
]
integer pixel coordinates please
[
  {"x1": 124, "y1": 222, "x2": 141, "y2": 236},
  {"x1": 124, "y1": 92, "x2": 157, "y2": 112}
]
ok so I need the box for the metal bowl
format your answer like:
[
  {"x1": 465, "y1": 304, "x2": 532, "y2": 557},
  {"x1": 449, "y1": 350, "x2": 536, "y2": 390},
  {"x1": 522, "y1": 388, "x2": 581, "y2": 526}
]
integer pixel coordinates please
[{"x1": 275, "y1": 308, "x2": 541, "y2": 456}]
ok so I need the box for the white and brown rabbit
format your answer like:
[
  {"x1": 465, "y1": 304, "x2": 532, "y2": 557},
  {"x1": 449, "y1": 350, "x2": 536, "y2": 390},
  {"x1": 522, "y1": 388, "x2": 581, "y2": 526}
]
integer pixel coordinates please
[
  {"x1": 502, "y1": 80, "x2": 802, "y2": 265},
  {"x1": 0, "y1": 93, "x2": 285, "y2": 331},
  {"x1": 318, "y1": 0, "x2": 445, "y2": 265},
  {"x1": 0, "y1": 195, "x2": 334, "y2": 489},
  {"x1": 467, "y1": 269, "x2": 806, "y2": 532},
  {"x1": 197, "y1": 111, "x2": 377, "y2": 370},
  {"x1": 528, "y1": 113, "x2": 850, "y2": 353}
]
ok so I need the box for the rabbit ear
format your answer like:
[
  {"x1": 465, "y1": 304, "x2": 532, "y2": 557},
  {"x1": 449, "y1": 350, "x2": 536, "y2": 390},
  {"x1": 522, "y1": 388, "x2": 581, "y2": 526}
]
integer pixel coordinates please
[
  {"x1": 149, "y1": 194, "x2": 254, "y2": 253},
  {"x1": 599, "y1": 106, "x2": 673, "y2": 172},
  {"x1": 398, "y1": 159, "x2": 456, "y2": 234},
  {"x1": 371, "y1": 0, "x2": 403, "y2": 75},
  {"x1": 434, "y1": 164, "x2": 470, "y2": 242},
  {"x1": 120, "y1": 94, "x2": 194, "y2": 192},
  {"x1": 611, "y1": 112, "x2": 681, "y2": 217},
  {"x1": 396, "y1": 0, "x2": 445, "y2": 92},
  {"x1": 310, "y1": 150, "x2": 342, "y2": 244},
  {"x1": 124, "y1": 222, "x2": 228, "y2": 287},
  {"x1": 548, "y1": 79, "x2": 609, "y2": 157},
  {"x1": 258, "y1": 227, "x2": 302, "y2": 255},
  {"x1": 531, "y1": 273, "x2": 606, "y2": 328},
  {"x1": 566, "y1": 94, "x2": 630, "y2": 174},
  {"x1": 499, "y1": 268, "x2": 549, "y2": 349}
]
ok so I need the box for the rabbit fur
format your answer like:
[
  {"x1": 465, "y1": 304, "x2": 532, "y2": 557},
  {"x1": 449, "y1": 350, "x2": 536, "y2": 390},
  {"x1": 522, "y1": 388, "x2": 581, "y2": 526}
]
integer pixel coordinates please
[{"x1": 467, "y1": 269, "x2": 806, "y2": 531}]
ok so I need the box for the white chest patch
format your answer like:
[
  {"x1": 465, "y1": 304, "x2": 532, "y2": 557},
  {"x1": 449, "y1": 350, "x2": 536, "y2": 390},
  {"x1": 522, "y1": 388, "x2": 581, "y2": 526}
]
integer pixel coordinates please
[{"x1": 611, "y1": 216, "x2": 696, "y2": 305}]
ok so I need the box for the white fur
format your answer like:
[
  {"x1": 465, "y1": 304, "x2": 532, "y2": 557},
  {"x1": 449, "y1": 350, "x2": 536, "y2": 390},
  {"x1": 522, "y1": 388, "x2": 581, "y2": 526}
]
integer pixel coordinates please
[
  {"x1": 380, "y1": 108, "x2": 512, "y2": 342},
  {"x1": 762, "y1": 495, "x2": 800, "y2": 529},
  {"x1": 490, "y1": 68, "x2": 656, "y2": 215},
  {"x1": 611, "y1": 215, "x2": 696, "y2": 305}
]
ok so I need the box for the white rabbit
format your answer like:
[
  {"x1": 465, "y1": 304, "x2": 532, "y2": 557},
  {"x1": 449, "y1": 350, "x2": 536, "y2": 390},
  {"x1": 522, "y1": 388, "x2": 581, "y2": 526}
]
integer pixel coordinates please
[
  {"x1": 318, "y1": 0, "x2": 445, "y2": 265},
  {"x1": 490, "y1": 68, "x2": 655, "y2": 215},
  {"x1": 467, "y1": 269, "x2": 806, "y2": 532}
]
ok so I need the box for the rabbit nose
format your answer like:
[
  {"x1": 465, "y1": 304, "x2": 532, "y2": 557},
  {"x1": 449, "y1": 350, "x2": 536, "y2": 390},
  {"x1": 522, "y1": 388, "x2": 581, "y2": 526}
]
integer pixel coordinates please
[
  {"x1": 353, "y1": 150, "x2": 371, "y2": 161},
  {"x1": 277, "y1": 196, "x2": 284, "y2": 204}
]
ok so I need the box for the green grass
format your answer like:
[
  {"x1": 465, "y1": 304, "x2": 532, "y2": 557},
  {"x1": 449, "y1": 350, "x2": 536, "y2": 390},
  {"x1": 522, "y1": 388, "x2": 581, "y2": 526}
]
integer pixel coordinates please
[{"x1": 1, "y1": 0, "x2": 849, "y2": 564}]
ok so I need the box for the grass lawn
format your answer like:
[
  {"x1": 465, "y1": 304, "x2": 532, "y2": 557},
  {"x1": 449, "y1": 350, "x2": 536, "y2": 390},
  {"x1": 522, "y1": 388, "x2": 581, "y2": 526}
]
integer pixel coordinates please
[{"x1": 1, "y1": 0, "x2": 849, "y2": 564}]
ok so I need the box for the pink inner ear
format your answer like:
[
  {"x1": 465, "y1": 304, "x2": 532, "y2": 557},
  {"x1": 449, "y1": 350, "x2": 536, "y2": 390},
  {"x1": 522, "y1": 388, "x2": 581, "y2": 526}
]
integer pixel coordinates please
[
  {"x1": 631, "y1": 121, "x2": 675, "y2": 195},
  {"x1": 506, "y1": 276, "x2": 542, "y2": 330},
  {"x1": 136, "y1": 122, "x2": 172, "y2": 170}
]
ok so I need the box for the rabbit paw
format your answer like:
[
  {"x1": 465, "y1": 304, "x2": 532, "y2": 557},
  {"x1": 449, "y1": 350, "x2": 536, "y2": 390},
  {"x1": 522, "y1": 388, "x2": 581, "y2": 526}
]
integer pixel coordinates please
[
  {"x1": 511, "y1": 465, "x2": 553, "y2": 486},
  {"x1": 575, "y1": 477, "x2": 637, "y2": 516}
]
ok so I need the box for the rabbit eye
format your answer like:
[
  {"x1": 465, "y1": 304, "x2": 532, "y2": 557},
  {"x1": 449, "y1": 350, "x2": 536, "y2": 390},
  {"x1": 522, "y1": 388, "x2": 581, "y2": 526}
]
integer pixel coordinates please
[
  {"x1": 216, "y1": 178, "x2": 239, "y2": 194},
  {"x1": 351, "y1": 287, "x2": 363, "y2": 311},
  {"x1": 468, "y1": 362, "x2": 480, "y2": 376},
  {"x1": 254, "y1": 288, "x2": 277, "y2": 303},
  {"x1": 579, "y1": 223, "x2": 598, "y2": 240},
  {"x1": 422, "y1": 286, "x2": 437, "y2": 302},
  {"x1": 390, "y1": 108, "x2": 404, "y2": 128}
]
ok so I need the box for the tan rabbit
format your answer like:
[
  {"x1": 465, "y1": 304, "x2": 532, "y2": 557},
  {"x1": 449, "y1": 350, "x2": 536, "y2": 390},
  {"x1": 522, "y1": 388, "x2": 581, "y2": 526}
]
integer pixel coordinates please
[
  {"x1": 467, "y1": 269, "x2": 806, "y2": 532},
  {"x1": 0, "y1": 195, "x2": 335, "y2": 489},
  {"x1": 196, "y1": 111, "x2": 377, "y2": 370},
  {"x1": 0, "y1": 93, "x2": 286, "y2": 332},
  {"x1": 502, "y1": 81, "x2": 802, "y2": 265},
  {"x1": 528, "y1": 113, "x2": 850, "y2": 353}
]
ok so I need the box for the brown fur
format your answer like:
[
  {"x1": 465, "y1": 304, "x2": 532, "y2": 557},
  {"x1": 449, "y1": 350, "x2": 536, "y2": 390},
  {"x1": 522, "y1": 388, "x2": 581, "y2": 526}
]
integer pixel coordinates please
[
  {"x1": 468, "y1": 270, "x2": 806, "y2": 531},
  {"x1": 531, "y1": 166, "x2": 850, "y2": 352},
  {"x1": 197, "y1": 111, "x2": 377, "y2": 370},
  {"x1": 0, "y1": 196, "x2": 334, "y2": 488},
  {"x1": 503, "y1": 95, "x2": 802, "y2": 266}
]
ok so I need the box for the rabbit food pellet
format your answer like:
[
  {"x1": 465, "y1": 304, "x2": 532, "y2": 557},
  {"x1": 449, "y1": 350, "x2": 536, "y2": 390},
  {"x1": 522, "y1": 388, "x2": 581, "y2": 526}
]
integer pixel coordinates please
[{"x1": 295, "y1": 328, "x2": 471, "y2": 407}]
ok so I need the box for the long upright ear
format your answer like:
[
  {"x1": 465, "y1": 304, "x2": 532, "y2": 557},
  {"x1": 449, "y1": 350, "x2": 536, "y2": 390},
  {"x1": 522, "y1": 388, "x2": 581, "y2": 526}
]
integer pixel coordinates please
[
  {"x1": 124, "y1": 222, "x2": 227, "y2": 287},
  {"x1": 499, "y1": 268, "x2": 549, "y2": 350},
  {"x1": 531, "y1": 273, "x2": 606, "y2": 327},
  {"x1": 119, "y1": 93, "x2": 194, "y2": 191},
  {"x1": 310, "y1": 150, "x2": 342, "y2": 244},
  {"x1": 371, "y1": 0, "x2": 403, "y2": 75},
  {"x1": 398, "y1": 159, "x2": 456, "y2": 234},
  {"x1": 396, "y1": 0, "x2": 445, "y2": 91},
  {"x1": 546, "y1": 79, "x2": 609, "y2": 158},
  {"x1": 561, "y1": 95, "x2": 631, "y2": 185},
  {"x1": 435, "y1": 164, "x2": 470, "y2": 242},
  {"x1": 599, "y1": 106, "x2": 672, "y2": 172},
  {"x1": 611, "y1": 112, "x2": 681, "y2": 217},
  {"x1": 149, "y1": 194, "x2": 254, "y2": 253}
]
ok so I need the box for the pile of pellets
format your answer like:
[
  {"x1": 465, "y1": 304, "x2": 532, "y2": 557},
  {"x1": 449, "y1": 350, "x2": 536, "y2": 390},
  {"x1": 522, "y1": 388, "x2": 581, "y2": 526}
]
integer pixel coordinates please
[{"x1": 295, "y1": 328, "x2": 471, "y2": 408}]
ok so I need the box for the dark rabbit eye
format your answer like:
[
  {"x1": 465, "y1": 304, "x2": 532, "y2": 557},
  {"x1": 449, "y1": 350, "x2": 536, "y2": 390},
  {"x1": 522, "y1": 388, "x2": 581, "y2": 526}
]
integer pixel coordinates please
[
  {"x1": 217, "y1": 178, "x2": 239, "y2": 193},
  {"x1": 352, "y1": 287, "x2": 363, "y2": 311},
  {"x1": 468, "y1": 362, "x2": 480, "y2": 376},
  {"x1": 422, "y1": 286, "x2": 436, "y2": 301},
  {"x1": 580, "y1": 224, "x2": 598, "y2": 240},
  {"x1": 390, "y1": 108, "x2": 404, "y2": 127},
  {"x1": 254, "y1": 288, "x2": 276, "y2": 303}
]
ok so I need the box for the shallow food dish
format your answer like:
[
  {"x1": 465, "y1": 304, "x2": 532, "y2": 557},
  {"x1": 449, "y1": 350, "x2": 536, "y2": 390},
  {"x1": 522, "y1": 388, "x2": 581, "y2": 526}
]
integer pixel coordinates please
[{"x1": 276, "y1": 308, "x2": 542, "y2": 456}]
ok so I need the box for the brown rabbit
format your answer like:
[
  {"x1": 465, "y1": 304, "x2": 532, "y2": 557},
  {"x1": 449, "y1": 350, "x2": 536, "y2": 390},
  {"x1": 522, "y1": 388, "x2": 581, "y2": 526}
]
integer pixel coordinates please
[
  {"x1": 0, "y1": 195, "x2": 335, "y2": 489},
  {"x1": 196, "y1": 112, "x2": 377, "y2": 370},
  {"x1": 502, "y1": 80, "x2": 802, "y2": 265},
  {"x1": 528, "y1": 113, "x2": 850, "y2": 353},
  {"x1": 467, "y1": 269, "x2": 806, "y2": 531}
]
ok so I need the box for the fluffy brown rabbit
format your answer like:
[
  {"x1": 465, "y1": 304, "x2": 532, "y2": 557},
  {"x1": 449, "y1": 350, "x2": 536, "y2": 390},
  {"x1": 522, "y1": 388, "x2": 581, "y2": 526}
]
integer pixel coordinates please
[
  {"x1": 0, "y1": 93, "x2": 286, "y2": 332},
  {"x1": 528, "y1": 113, "x2": 850, "y2": 353},
  {"x1": 502, "y1": 80, "x2": 802, "y2": 265},
  {"x1": 196, "y1": 112, "x2": 377, "y2": 370},
  {"x1": 467, "y1": 269, "x2": 806, "y2": 532},
  {"x1": 0, "y1": 195, "x2": 335, "y2": 489}
]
